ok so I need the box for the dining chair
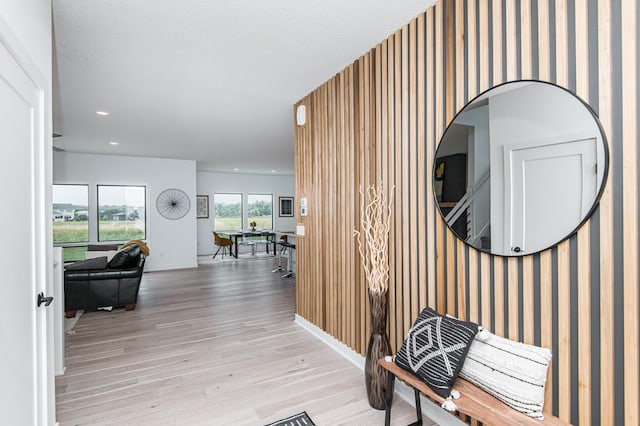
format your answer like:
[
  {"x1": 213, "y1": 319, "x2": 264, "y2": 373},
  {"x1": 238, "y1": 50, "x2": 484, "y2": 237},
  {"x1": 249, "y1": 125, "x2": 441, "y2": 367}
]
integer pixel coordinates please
[{"x1": 212, "y1": 231, "x2": 233, "y2": 259}]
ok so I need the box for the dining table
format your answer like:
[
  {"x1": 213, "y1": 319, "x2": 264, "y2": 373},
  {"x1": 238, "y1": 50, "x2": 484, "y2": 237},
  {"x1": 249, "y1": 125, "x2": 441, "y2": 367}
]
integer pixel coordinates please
[{"x1": 218, "y1": 230, "x2": 277, "y2": 258}]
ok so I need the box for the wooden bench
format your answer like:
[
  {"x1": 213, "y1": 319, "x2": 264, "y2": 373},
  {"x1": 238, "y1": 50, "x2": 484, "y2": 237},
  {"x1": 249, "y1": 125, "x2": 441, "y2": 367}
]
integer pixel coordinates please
[{"x1": 379, "y1": 359, "x2": 570, "y2": 426}]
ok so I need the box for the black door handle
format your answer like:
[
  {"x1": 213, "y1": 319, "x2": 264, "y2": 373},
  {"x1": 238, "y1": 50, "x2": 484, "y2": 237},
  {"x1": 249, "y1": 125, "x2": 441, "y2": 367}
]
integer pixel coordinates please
[
  {"x1": 511, "y1": 246, "x2": 522, "y2": 253},
  {"x1": 37, "y1": 292, "x2": 53, "y2": 307}
]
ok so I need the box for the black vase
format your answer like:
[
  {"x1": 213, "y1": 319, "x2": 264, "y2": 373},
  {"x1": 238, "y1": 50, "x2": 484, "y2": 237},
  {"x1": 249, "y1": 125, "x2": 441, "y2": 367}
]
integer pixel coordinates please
[{"x1": 364, "y1": 289, "x2": 392, "y2": 410}]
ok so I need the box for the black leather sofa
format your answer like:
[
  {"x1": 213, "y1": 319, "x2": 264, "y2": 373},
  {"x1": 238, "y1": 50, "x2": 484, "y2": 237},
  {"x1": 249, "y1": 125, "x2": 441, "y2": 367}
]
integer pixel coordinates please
[{"x1": 64, "y1": 244, "x2": 146, "y2": 318}]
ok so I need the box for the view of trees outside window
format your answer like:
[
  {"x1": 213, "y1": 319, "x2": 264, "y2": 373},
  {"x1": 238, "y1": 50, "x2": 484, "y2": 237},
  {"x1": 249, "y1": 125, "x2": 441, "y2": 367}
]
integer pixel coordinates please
[
  {"x1": 53, "y1": 184, "x2": 89, "y2": 244},
  {"x1": 213, "y1": 193, "x2": 242, "y2": 230},
  {"x1": 98, "y1": 185, "x2": 146, "y2": 241},
  {"x1": 248, "y1": 194, "x2": 273, "y2": 230}
]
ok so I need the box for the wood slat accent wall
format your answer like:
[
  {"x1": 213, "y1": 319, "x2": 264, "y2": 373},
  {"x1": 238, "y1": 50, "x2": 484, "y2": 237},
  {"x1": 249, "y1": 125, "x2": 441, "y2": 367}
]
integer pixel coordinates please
[{"x1": 293, "y1": 1, "x2": 639, "y2": 424}]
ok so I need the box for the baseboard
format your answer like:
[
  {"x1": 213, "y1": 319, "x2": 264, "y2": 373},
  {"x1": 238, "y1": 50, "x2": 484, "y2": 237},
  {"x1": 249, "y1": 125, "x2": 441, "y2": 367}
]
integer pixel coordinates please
[
  {"x1": 145, "y1": 262, "x2": 198, "y2": 272},
  {"x1": 294, "y1": 314, "x2": 465, "y2": 426}
]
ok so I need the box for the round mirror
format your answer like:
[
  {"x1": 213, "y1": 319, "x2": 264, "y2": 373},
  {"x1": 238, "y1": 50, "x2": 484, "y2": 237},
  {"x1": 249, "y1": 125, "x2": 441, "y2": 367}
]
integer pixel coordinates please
[{"x1": 434, "y1": 80, "x2": 608, "y2": 256}]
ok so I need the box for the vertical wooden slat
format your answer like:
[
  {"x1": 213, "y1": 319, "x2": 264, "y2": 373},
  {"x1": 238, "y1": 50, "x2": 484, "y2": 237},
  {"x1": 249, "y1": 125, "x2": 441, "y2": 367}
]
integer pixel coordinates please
[
  {"x1": 446, "y1": 229, "x2": 456, "y2": 315},
  {"x1": 491, "y1": 0, "x2": 505, "y2": 339},
  {"x1": 503, "y1": 0, "x2": 520, "y2": 343},
  {"x1": 523, "y1": 256, "x2": 534, "y2": 344},
  {"x1": 348, "y1": 64, "x2": 357, "y2": 351},
  {"x1": 538, "y1": 0, "x2": 551, "y2": 81},
  {"x1": 417, "y1": 12, "x2": 427, "y2": 314},
  {"x1": 467, "y1": 0, "x2": 477, "y2": 99},
  {"x1": 394, "y1": 29, "x2": 404, "y2": 343},
  {"x1": 622, "y1": 1, "x2": 639, "y2": 424},
  {"x1": 597, "y1": 0, "x2": 614, "y2": 423},
  {"x1": 575, "y1": 1, "x2": 591, "y2": 423},
  {"x1": 558, "y1": 240, "x2": 571, "y2": 421},
  {"x1": 480, "y1": 253, "x2": 491, "y2": 328},
  {"x1": 520, "y1": 0, "x2": 535, "y2": 348},
  {"x1": 505, "y1": 0, "x2": 517, "y2": 81},
  {"x1": 457, "y1": 241, "x2": 467, "y2": 319},
  {"x1": 477, "y1": 0, "x2": 490, "y2": 329},
  {"x1": 555, "y1": 0, "x2": 570, "y2": 421},
  {"x1": 435, "y1": 1, "x2": 445, "y2": 314},
  {"x1": 339, "y1": 70, "x2": 347, "y2": 343},
  {"x1": 445, "y1": 0, "x2": 455, "y2": 123},
  {"x1": 441, "y1": 1, "x2": 456, "y2": 319},
  {"x1": 330, "y1": 76, "x2": 338, "y2": 338},
  {"x1": 426, "y1": 7, "x2": 437, "y2": 312},
  {"x1": 409, "y1": 19, "x2": 419, "y2": 322},
  {"x1": 392, "y1": 29, "x2": 404, "y2": 347},
  {"x1": 537, "y1": 0, "x2": 554, "y2": 412},
  {"x1": 478, "y1": 0, "x2": 489, "y2": 92},
  {"x1": 520, "y1": 0, "x2": 532, "y2": 79},
  {"x1": 372, "y1": 40, "x2": 382, "y2": 350},
  {"x1": 386, "y1": 35, "x2": 399, "y2": 351},
  {"x1": 507, "y1": 257, "x2": 519, "y2": 341},
  {"x1": 469, "y1": 251, "x2": 478, "y2": 323},
  {"x1": 454, "y1": 0, "x2": 465, "y2": 320},
  {"x1": 401, "y1": 24, "x2": 411, "y2": 334},
  {"x1": 541, "y1": 249, "x2": 554, "y2": 411},
  {"x1": 455, "y1": 0, "x2": 464, "y2": 109},
  {"x1": 491, "y1": 0, "x2": 501, "y2": 86},
  {"x1": 360, "y1": 52, "x2": 370, "y2": 354}
]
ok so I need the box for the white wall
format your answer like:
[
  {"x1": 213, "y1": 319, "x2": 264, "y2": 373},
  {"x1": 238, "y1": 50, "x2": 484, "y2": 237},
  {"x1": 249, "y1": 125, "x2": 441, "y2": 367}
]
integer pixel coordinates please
[
  {"x1": 0, "y1": 1, "x2": 51, "y2": 74},
  {"x1": 197, "y1": 171, "x2": 295, "y2": 255},
  {"x1": 54, "y1": 152, "x2": 198, "y2": 271}
]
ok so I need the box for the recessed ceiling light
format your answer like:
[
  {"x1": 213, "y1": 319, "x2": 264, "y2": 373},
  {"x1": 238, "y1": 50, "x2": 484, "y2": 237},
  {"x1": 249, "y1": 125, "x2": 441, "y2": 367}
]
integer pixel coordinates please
[
  {"x1": 96, "y1": 111, "x2": 110, "y2": 116},
  {"x1": 233, "y1": 168, "x2": 239, "y2": 171},
  {"x1": 271, "y1": 170, "x2": 277, "y2": 173},
  {"x1": 109, "y1": 141, "x2": 119, "y2": 145}
]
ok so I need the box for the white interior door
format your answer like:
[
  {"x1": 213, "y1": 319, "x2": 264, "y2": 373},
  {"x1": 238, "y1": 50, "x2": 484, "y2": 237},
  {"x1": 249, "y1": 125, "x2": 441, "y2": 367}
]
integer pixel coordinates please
[
  {"x1": 504, "y1": 137, "x2": 597, "y2": 255},
  {"x1": 0, "y1": 34, "x2": 50, "y2": 424}
]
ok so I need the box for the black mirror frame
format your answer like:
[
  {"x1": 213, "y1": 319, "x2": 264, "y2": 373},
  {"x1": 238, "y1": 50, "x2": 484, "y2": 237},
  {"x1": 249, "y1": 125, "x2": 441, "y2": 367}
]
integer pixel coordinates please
[{"x1": 433, "y1": 79, "x2": 610, "y2": 257}]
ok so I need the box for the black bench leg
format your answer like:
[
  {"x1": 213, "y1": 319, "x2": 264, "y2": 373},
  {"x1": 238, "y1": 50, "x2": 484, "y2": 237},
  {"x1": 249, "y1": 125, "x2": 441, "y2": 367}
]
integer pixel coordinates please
[
  {"x1": 384, "y1": 371, "x2": 395, "y2": 426},
  {"x1": 413, "y1": 388, "x2": 423, "y2": 425}
]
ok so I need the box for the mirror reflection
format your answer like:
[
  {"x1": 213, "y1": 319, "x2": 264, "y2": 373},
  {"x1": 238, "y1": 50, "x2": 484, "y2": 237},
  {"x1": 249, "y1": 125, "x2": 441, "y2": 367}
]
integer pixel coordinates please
[{"x1": 434, "y1": 81, "x2": 608, "y2": 256}]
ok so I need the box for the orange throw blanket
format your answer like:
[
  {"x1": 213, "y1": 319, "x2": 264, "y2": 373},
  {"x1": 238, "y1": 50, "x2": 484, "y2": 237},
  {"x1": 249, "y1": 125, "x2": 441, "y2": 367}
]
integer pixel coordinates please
[{"x1": 120, "y1": 239, "x2": 150, "y2": 256}]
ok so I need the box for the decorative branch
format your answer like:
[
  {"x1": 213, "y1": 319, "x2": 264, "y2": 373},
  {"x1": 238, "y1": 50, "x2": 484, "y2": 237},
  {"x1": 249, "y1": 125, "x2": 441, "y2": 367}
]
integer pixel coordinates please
[{"x1": 354, "y1": 184, "x2": 395, "y2": 295}]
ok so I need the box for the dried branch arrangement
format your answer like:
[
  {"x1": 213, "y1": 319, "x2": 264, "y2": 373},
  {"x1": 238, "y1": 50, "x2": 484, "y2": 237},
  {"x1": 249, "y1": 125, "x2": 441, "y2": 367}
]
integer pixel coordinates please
[{"x1": 354, "y1": 184, "x2": 395, "y2": 295}]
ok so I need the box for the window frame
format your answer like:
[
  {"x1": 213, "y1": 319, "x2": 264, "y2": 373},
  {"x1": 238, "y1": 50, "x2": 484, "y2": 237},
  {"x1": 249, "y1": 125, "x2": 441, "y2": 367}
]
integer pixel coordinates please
[
  {"x1": 213, "y1": 192, "x2": 243, "y2": 231},
  {"x1": 97, "y1": 184, "x2": 147, "y2": 242},
  {"x1": 247, "y1": 193, "x2": 274, "y2": 230},
  {"x1": 52, "y1": 183, "x2": 90, "y2": 244}
]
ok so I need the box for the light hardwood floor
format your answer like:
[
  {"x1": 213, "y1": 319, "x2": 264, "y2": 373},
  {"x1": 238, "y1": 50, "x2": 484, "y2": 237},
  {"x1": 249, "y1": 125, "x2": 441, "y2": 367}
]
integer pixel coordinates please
[{"x1": 56, "y1": 255, "x2": 435, "y2": 425}]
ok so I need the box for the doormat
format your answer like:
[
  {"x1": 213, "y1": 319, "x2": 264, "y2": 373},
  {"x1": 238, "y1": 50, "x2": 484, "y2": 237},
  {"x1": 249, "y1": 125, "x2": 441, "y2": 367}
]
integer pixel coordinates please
[{"x1": 265, "y1": 411, "x2": 315, "y2": 426}]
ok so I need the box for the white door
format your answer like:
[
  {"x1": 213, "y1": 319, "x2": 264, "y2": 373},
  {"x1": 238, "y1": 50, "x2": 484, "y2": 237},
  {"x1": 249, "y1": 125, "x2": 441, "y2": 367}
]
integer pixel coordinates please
[
  {"x1": 0, "y1": 33, "x2": 51, "y2": 424},
  {"x1": 504, "y1": 137, "x2": 598, "y2": 255}
]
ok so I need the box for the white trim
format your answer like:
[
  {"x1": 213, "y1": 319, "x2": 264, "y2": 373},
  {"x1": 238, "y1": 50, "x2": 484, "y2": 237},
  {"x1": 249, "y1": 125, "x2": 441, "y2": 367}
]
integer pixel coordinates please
[{"x1": 294, "y1": 314, "x2": 465, "y2": 426}]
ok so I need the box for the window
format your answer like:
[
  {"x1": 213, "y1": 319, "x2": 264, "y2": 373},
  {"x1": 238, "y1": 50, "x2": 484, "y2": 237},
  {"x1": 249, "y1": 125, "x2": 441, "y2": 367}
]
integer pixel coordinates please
[
  {"x1": 97, "y1": 185, "x2": 146, "y2": 241},
  {"x1": 214, "y1": 193, "x2": 242, "y2": 230},
  {"x1": 53, "y1": 184, "x2": 89, "y2": 243},
  {"x1": 248, "y1": 194, "x2": 273, "y2": 230}
]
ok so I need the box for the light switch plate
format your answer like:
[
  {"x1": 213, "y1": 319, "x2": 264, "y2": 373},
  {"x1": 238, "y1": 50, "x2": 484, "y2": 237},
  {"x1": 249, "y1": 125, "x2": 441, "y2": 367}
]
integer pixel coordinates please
[{"x1": 296, "y1": 225, "x2": 305, "y2": 236}]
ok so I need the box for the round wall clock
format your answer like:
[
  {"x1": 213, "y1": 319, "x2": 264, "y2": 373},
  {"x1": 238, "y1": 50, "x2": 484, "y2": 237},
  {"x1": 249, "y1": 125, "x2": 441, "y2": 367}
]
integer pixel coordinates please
[{"x1": 156, "y1": 188, "x2": 190, "y2": 220}]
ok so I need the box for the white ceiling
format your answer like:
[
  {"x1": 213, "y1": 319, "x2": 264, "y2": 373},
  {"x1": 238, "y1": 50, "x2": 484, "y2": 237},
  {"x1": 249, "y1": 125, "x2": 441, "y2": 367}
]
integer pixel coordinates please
[{"x1": 52, "y1": 0, "x2": 436, "y2": 175}]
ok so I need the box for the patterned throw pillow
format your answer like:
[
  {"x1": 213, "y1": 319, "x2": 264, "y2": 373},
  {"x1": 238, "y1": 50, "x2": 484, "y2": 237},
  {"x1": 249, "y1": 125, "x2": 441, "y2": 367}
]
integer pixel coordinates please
[
  {"x1": 394, "y1": 307, "x2": 478, "y2": 398},
  {"x1": 460, "y1": 330, "x2": 552, "y2": 419}
]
